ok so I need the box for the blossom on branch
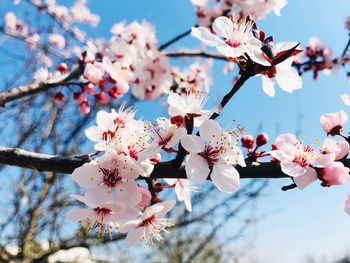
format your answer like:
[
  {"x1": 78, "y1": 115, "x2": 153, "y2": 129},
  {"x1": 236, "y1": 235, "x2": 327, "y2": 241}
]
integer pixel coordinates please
[
  {"x1": 191, "y1": 15, "x2": 270, "y2": 66},
  {"x1": 181, "y1": 119, "x2": 245, "y2": 193},
  {"x1": 119, "y1": 200, "x2": 176, "y2": 247}
]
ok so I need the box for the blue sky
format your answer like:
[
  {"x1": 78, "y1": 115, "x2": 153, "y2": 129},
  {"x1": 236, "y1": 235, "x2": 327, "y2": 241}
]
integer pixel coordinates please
[{"x1": 1, "y1": 0, "x2": 350, "y2": 261}]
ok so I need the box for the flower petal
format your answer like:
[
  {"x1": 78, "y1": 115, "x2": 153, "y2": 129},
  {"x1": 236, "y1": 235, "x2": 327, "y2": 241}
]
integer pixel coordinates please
[
  {"x1": 293, "y1": 166, "x2": 317, "y2": 190},
  {"x1": 185, "y1": 154, "x2": 210, "y2": 184},
  {"x1": 181, "y1": 135, "x2": 205, "y2": 153},
  {"x1": 199, "y1": 119, "x2": 223, "y2": 143},
  {"x1": 275, "y1": 63, "x2": 302, "y2": 93},
  {"x1": 114, "y1": 181, "x2": 142, "y2": 207},
  {"x1": 125, "y1": 227, "x2": 144, "y2": 248},
  {"x1": 66, "y1": 208, "x2": 93, "y2": 221},
  {"x1": 281, "y1": 161, "x2": 306, "y2": 177},
  {"x1": 211, "y1": 163, "x2": 240, "y2": 193},
  {"x1": 212, "y1": 16, "x2": 233, "y2": 39},
  {"x1": 261, "y1": 75, "x2": 275, "y2": 97},
  {"x1": 191, "y1": 26, "x2": 224, "y2": 47}
]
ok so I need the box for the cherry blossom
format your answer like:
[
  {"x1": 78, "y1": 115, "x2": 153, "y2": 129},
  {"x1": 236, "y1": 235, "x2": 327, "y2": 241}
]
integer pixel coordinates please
[
  {"x1": 164, "y1": 179, "x2": 199, "y2": 212},
  {"x1": 191, "y1": 16, "x2": 270, "y2": 66},
  {"x1": 269, "y1": 133, "x2": 334, "y2": 189},
  {"x1": 260, "y1": 42, "x2": 303, "y2": 97},
  {"x1": 341, "y1": 94, "x2": 350, "y2": 106},
  {"x1": 138, "y1": 117, "x2": 186, "y2": 162},
  {"x1": 71, "y1": 150, "x2": 142, "y2": 206},
  {"x1": 317, "y1": 162, "x2": 350, "y2": 187},
  {"x1": 66, "y1": 194, "x2": 139, "y2": 240},
  {"x1": 181, "y1": 119, "x2": 245, "y2": 193},
  {"x1": 320, "y1": 110, "x2": 348, "y2": 136},
  {"x1": 48, "y1": 33, "x2": 65, "y2": 49},
  {"x1": 83, "y1": 62, "x2": 105, "y2": 84},
  {"x1": 119, "y1": 200, "x2": 176, "y2": 247}
]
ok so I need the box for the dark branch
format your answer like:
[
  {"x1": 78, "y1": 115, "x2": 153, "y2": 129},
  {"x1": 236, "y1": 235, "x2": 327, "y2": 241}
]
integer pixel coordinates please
[
  {"x1": 0, "y1": 62, "x2": 84, "y2": 107},
  {"x1": 159, "y1": 29, "x2": 192, "y2": 51},
  {"x1": 0, "y1": 146, "x2": 292, "y2": 179}
]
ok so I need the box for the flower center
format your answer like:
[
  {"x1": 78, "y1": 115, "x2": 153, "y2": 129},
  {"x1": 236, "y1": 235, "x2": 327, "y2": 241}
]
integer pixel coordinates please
[
  {"x1": 102, "y1": 130, "x2": 116, "y2": 141},
  {"x1": 100, "y1": 167, "x2": 122, "y2": 188},
  {"x1": 198, "y1": 145, "x2": 221, "y2": 166}
]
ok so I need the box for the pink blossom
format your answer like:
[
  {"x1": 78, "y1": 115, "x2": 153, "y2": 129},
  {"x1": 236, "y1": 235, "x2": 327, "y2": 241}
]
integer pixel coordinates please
[
  {"x1": 66, "y1": 195, "x2": 139, "y2": 239},
  {"x1": 261, "y1": 42, "x2": 303, "y2": 97},
  {"x1": 181, "y1": 119, "x2": 245, "y2": 193},
  {"x1": 138, "y1": 117, "x2": 186, "y2": 162},
  {"x1": 4, "y1": 12, "x2": 17, "y2": 31},
  {"x1": 71, "y1": 150, "x2": 142, "y2": 207},
  {"x1": 318, "y1": 162, "x2": 349, "y2": 187},
  {"x1": 191, "y1": 16, "x2": 270, "y2": 66},
  {"x1": 320, "y1": 110, "x2": 348, "y2": 136},
  {"x1": 84, "y1": 62, "x2": 105, "y2": 84},
  {"x1": 119, "y1": 200, "x2": 176, "y2": 247},
  {"x1": 269, "y1": 133, "x2": 334, "y2": 189},
  {"x1": 164, "y1": 179, "x2": 198, "y2": 212},
  {"x1": 321, "y1": 138, "x2": 349, "y2": 161},
  {"x1": 48, "y1": 33, "x2": 65, "y2": 49}
]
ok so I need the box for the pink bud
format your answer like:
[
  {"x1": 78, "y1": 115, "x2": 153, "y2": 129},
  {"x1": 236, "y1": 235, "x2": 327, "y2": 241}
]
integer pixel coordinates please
[
  {"x1": 84, "y1": 83, "x2": 95, "y2": 94},
  {"x1": 79, "y1": 101, "x2": 90, "y2": 115},
  {"x1": 108, "y1": 87, "x2": 122, "y2": 99},
  {"x1": 256, "y1": 133, "x2": 269, "y2": 147},
  {"x1": 241, "y1": 135, "x2": 255, "y2": 149},
  {"x1": 94, "y1": 91, "x2": 109, "y2": 104},
  {"x1": 53, "y1": 92, "x2": 65, "y2": 103},
  {"x1": 57, "y1": 63, "x2": 67, "y2": 73},
  {"x1": 136, "y1": 186, "x2": 152, "y2": 208},
  {"x1": 318, "y1": 162, "x2": 350, "y2": 187},
  {"x1": 83, "y1": 62, "x2": 105, "y2": 84},
  {"x1": 73, "y1": 92, "x2": 86, "y2": 104},
  {"x1": 320, "y1": 111, "x2": 348, "y2": 136}
]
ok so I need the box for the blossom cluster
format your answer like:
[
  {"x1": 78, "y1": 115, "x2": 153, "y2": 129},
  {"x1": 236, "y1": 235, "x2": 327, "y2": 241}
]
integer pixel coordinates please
[
  {"x1": 191, "y1": 15, "x2": 303, "y2": 97},
  {"x1": 67, "y1": 82, "x2": 246, "y2": 246},
  {"x1": 190, "y1": 0, "x2": 287, "y2": 27}
]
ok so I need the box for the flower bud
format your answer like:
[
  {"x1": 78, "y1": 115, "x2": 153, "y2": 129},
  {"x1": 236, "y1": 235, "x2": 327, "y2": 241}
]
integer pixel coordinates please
[
  {"x1": 94, "y1": 91, "x2": 109, "y2": 104},
  {"x1": 57, "y1": 63, "x2": 67, "y2": 73},
  {"x1": 73, "y1": 92, "x2": 86, "y2": 104},
  {"x1": 256, "y1": 133, "x2": 269, "y2": 147},
  {"x1": 53, "y1": 92, "x2": 65, "y2": 104},
  {"x1": 241, "y1": 135, "x2": 255, "y2": 149},
  {"x1": 84, "y1": 83, "x2": 95, "y2": 94},
  {"x1": 83, "y1": 62, "x2": 105, "y2": 84},
  {"x1": 170, "y1": 115, "x2": 184, "y2": 127},
  {"x1": 318, "y1": 162, "x2": 350, "y2": 187},
  {"x1": 79, "y1": 101, "x2": 90, "y2": 115}
]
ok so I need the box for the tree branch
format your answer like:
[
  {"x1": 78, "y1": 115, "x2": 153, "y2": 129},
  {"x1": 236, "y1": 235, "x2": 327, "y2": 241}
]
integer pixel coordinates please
[
  {"x1": 0, "y1": 146, "x2": 296, "y2": 179},
  {"x1": 164, "y1": 50, "x2": 226, "y2": 60},
  {"x1": 0, "y1": 62, "x2": 84, "y2": 107},
  {"x1": 158, "y1": 29, "x2": 192, "y2": 51}
]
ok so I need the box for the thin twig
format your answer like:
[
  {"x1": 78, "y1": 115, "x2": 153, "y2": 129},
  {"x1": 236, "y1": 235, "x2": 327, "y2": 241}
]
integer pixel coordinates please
[{"x1": 159, "y1": 29, "x2": 192, "y2": 51}]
